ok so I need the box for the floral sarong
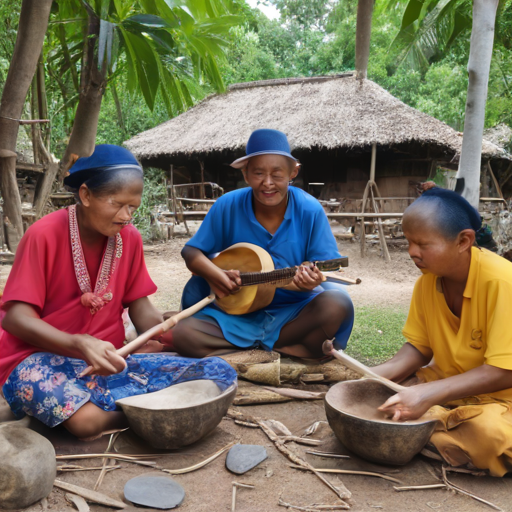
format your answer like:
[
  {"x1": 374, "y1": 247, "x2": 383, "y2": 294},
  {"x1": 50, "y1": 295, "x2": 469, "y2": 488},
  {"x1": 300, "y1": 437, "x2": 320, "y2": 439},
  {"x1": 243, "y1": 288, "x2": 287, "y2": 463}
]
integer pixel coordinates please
[{"x1": 2, "y1": 352, "x2": 237, "y2": 428}]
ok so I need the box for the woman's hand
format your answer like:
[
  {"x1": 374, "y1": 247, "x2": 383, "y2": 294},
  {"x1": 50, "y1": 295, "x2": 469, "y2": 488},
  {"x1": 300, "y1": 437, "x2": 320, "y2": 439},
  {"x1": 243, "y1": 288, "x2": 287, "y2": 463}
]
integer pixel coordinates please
[
  {"x1": 207, "y1": 269, "x2": 242, "y2": 298},
  {"x1": 73, "y1": 334, "x2": 127, "y2": 376},
  {"x1": 293, "y1": 265, "x2": 323, "y2": 291},
  {"x1": 377, "y1": 384, "x2": 437, "y2": 421}
]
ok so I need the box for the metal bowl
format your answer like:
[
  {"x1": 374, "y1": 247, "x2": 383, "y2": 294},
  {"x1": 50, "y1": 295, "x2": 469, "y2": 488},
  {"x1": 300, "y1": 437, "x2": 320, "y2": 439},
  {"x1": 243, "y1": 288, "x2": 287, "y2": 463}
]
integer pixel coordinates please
[
  {"x1": 325, "y1": 379, "x2": 437, "y2": 465},
  {"x1": 116, "y1": 380, "x2": 237, "y2": 450}
]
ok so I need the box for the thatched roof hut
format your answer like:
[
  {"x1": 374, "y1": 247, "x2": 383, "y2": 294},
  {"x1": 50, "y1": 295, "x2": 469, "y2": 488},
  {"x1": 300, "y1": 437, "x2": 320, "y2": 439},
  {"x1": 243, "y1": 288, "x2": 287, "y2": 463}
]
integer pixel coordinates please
[{"x1": 125, "y1": 74, "x2": 511, "y2": 202}]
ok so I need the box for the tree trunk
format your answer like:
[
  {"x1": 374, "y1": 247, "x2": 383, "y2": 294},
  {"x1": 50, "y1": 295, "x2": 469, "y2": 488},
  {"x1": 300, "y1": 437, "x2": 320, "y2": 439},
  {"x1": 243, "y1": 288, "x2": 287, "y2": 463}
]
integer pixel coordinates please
[
  {"x1": 0, "y1": 0, "x2": 53, "y2": 251},
  {"x1": 59, "y1": 13, "x2": 106, "y2": 179},
  {"x1": 355, "y1": 0, "x2": 374, "y2": 80},
  {"x1": 455, "y1": 0, "x2": 499, "y2": 209}
]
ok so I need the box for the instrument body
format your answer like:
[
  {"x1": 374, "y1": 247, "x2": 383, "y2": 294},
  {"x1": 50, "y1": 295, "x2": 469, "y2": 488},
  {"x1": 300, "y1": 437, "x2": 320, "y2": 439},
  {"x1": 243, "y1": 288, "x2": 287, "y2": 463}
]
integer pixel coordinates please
[{"x1": 211, "y1": 243, "x2": 348, "y2": 316}]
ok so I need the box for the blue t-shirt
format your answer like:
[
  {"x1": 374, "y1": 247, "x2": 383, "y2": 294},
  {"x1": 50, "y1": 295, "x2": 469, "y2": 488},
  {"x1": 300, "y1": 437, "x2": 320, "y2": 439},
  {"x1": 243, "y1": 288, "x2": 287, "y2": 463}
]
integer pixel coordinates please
[{"x1": 182, "y1": 186, "x2": 345, "y2": 349}]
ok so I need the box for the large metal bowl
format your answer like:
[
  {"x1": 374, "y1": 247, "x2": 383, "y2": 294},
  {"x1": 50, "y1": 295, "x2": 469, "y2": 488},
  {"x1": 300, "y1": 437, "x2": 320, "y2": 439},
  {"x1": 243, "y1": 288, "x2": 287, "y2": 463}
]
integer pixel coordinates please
[
  {"x1": 116, "y1": 380, "x2": 237, "y2": 449},
  {"x1": 325, "y1": 379, "x2": 437, "y2": 465}
]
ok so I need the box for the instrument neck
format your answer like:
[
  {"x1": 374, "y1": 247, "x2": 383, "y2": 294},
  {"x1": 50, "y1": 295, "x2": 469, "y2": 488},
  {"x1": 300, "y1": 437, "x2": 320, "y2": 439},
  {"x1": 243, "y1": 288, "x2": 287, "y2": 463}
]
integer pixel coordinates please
[{"x1": 240, "y1": 267, "x2": 297, "y2": 286}]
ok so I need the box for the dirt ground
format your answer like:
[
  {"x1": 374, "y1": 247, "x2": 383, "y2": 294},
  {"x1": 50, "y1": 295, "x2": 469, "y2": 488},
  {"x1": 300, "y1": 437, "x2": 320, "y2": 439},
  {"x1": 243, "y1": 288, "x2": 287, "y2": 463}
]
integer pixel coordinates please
[{"x1": 2, "y1": 232, "x2": 511, "y2": 512}]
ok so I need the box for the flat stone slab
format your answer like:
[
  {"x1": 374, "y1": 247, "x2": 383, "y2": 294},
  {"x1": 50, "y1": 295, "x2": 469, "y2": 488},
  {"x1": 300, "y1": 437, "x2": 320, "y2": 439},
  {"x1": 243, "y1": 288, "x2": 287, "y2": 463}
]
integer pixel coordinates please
[
  {"x1": 226, "y1": 444, "x2": 268, "y2": 474},
  {"x1": 124, "y1": 475, "x2": 185, "y2": 509}
]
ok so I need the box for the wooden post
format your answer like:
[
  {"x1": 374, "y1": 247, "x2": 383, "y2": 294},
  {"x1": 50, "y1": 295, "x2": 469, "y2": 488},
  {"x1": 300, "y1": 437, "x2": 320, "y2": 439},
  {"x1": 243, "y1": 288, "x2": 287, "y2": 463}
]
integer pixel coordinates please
[
  {"x1": 199, "y1": 160, "x2": 205, "y2": 199},
  {"x1": 487, "y1": 161, "x2": 506, "y2": 206},
  {"x1": 370, "y1": 142, "x2": 376, "y2": 182},
  {"x1": 169, "y1": 164, "x2": 175, "y2": 238},
  {"x1": 360, "y1": 182, "x2": 370, "y2": 257},
  {"x1": 370, "y1": 186, "x2": 391, "y2": 262}
]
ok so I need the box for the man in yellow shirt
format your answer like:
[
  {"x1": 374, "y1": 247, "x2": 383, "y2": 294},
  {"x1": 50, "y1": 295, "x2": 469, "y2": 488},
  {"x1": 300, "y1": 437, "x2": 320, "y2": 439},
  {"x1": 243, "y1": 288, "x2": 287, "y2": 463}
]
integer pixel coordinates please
[{"x1": 374, "y1": 187, "x2": 512, "y2": 476}]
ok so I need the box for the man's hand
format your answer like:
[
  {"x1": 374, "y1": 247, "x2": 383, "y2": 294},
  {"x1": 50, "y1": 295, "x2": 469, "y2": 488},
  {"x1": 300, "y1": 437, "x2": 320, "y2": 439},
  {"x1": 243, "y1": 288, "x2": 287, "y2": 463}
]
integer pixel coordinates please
[
  {"x1": 293, "y1": 264, "x2": 323, "y2": 291},
  {"x1": 377, "y1": 383, "x2": 437, "y2": 421},
  {"x1": 74, "y1": 334, "x2": 127, "y2": 376},
  {"x1": 208, "y1": 269, "x2": 242, "y2": 298}
]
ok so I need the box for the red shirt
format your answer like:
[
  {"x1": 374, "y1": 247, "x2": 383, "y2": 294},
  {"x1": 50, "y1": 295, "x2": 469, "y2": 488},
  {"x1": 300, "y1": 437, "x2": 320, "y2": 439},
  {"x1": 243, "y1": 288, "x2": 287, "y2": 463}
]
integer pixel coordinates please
[{"x1": 0, "y1": 209, "x2": 157, "y2": 385}]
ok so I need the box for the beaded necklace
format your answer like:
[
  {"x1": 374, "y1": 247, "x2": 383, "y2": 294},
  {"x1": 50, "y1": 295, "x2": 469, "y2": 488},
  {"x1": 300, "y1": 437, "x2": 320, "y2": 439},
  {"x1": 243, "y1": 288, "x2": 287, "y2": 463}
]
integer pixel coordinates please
[{"x1": 68, "y1": 204, "x2": 123, "y2": 314}]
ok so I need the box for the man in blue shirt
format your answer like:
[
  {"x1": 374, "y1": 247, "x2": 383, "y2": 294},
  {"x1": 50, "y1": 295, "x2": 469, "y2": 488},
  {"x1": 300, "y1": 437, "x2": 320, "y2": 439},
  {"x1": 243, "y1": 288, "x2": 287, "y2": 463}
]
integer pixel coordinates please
[{"x1": 172, "y1": 129, "x2": 354, "y2": 359}]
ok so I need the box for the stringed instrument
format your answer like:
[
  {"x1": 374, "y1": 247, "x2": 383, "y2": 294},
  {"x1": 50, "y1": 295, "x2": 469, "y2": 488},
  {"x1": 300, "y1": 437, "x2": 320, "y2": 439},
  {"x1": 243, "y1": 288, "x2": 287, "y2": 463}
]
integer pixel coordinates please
[{"x1": 210, "y1": 243, "x2": 348, "y2": 315}]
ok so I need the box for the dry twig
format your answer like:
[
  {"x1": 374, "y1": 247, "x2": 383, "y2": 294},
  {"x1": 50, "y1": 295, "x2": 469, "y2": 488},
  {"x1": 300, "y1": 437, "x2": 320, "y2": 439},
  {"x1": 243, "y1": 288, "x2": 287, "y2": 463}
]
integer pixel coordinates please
[
  {"x1": 56, "y1": 453, "x2": 159, "y2": 460},
  {"x1": 94, "y1": 431, "x2": 121, "y2": 491},
  {"x1": 305, "y1": 451, "x2": 350, "y2": 459},
  {"x1": 302, "y1": 421, "x2": 328, "y2": 437},
  {"x1": 289, "y1": 465, "x2": 403, "y2": 484},
  {"x1": 441, "y1": 466, "x2": 503, "y2": 511},
  {"x1": 232, "y1": 482, "x2": 255, "y2": 512},
  {"x1": 228, "y1": 408, "x2": 351, "y2": 505},
  {"x1": 394, "y1": 484, "x2": 446, "y2": 492},
  {"x1": 161, "y1": 441, "x2": 235, "y2": 475},
  {"x1": 57, "y1": 464, "x2": 120, "y2": 472},
  {"x1": 278, "y1": 498, "x2": 349, "y2": 511}
]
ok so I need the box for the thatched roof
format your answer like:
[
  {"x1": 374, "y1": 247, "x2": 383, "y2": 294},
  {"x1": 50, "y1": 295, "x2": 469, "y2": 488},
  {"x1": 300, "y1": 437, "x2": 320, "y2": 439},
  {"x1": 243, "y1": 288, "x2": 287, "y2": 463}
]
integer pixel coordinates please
[{"x1": 125, "y1": 74, "x2": 509, "y2": 164}]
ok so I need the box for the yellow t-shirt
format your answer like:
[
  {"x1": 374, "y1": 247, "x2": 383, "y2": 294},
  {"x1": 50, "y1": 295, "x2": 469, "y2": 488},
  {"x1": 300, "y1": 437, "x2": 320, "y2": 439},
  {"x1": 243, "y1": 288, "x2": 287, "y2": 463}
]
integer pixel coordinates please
[{"x1": 403, "y1": 247, "x2": 512, "y2": 401}]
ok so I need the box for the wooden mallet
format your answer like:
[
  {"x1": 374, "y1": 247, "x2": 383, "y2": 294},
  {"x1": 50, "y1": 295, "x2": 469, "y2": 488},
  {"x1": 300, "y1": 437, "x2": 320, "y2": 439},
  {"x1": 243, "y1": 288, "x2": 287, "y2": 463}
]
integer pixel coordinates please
[{"x1": 322, "y1": 339, "x2": 405, "y2": 393}]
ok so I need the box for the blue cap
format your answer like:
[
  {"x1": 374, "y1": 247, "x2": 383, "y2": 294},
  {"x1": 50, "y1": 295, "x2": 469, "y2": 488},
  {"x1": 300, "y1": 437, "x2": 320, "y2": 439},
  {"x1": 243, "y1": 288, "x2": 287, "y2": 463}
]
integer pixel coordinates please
[
  {"x1": 231, "y1": 129, "x2": 298, "y2": 169},
  {"x1": 64, "y1": 144, "x2": 142, "y2": 188}
]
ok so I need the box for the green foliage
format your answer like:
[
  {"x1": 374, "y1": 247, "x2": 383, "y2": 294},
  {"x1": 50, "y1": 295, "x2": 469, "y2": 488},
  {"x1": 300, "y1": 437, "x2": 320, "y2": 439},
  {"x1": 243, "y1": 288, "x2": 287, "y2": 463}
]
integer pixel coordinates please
[
  {"x1": 132, "y1": 167, "x2": 167, "y2": 242},
  {"x1": 0, "y1": 0, "x2": 21, "y2": 86},
  {"x1": 42, "y1": 0, "x2": 243, "y2": 157},
  {"x1": 346, "y1": 306, "x2": 408, "y2": 366}
]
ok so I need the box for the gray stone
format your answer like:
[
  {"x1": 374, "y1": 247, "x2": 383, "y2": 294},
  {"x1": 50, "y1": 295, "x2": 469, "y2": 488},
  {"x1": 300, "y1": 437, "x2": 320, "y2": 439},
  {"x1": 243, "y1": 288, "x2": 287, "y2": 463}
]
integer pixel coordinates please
[
  {"x1": 124, "y1": 475, "x2": 185, "y2": 509},
  {"x1": 226, "y1": 444, "x2": 268, "y2": 475},
  {"x1": 0, "y1": 423, "x2": 56, "y2": 510}
]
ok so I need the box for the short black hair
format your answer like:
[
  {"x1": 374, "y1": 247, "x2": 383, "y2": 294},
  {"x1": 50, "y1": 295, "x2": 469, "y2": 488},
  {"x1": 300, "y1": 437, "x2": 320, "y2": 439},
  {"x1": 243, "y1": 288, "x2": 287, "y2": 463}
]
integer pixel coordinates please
[{"x1": 405, "y1": 187, "x2": 481, "y2": 239}]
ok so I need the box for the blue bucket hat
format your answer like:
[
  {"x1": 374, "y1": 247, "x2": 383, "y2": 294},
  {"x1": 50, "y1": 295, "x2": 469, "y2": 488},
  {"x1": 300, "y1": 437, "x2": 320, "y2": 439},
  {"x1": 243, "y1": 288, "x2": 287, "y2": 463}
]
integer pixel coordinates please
[
  {"x1": 230, "y1": 129, "x2": 298, "y2": 169},
  {"x1": 64, "y1": 144, "x2": 142, "y2": 188}
]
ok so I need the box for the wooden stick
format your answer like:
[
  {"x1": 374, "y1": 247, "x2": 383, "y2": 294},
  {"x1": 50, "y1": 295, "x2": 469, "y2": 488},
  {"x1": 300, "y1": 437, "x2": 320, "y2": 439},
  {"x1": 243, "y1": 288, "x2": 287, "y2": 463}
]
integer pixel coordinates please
[
  {"x1": 322, "y1": 339, "x2": 405, "y2": 393},
  {"x1": 56, "y1": 453, "x2": 159, "y2": 461},
  {"x1": 228, "y1": 409, "x2": 351, "y2": 504},
  {"x1": 278, "y1": 499, "x2": 349, "y2": 511},
  {"x1": 289, "y1": 464, "x2": 403, "y2": 484},
  {"x1": 394, "y1": 484, "x2": 446, "y2": 492},
  {"x1": 53, "y1": 480, "x2": 127, "y2": 509},
  {"x1": 305, "y1": 451, "x2": 350, "y2": 459},
  {"x1": 94, "y1": 431, "x2": 121, "y2": 491},
  {"x1": 161, "y1": 441, "x2": 235, "y2": 475},
  {"x1": 370, "y1": 184, "x2": 391, "y2": 262},
  {"x1": 232, "y1": 481, "x2": 255, "y2": 512},
  {"x1": 57, "y1": 465, "x2": 121, "y2": 472},
  {"x1": 324, "y1": 273, "x2": 361, "y2": 285},
  {"x1": 79, "y1": 294, "x2": 215, "y2": 376},
  {"x1": 441, "y1": 466, "x2": 502, "y2": 511}
]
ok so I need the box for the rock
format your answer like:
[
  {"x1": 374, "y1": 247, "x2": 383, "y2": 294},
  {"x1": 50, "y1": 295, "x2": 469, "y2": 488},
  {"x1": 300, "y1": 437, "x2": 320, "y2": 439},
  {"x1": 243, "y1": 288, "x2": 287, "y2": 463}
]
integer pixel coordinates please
[
  {"x1": 226, "y1": 444, "x2": 268, "y2": 474},
  {"x1": 124, "y1": 475, "x2": 185, "y2": 509},
  {"x1": 0, "y1": 423, "x2": 56, "y2": 510}
]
